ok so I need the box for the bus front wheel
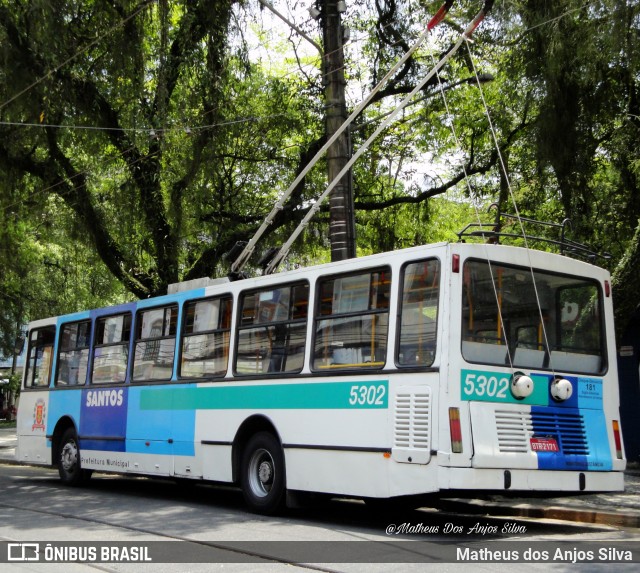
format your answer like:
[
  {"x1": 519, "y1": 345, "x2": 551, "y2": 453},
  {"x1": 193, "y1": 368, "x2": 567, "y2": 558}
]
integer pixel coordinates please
[
  {"x1": 240, "y1": 432, "x2": 285, "y2": 514},
  {"x1": 58, "y1": 428, "x2": 92, "y2": 486}
]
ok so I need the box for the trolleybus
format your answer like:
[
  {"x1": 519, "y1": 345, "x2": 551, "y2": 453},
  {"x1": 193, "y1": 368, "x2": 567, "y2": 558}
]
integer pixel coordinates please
[{"x1": 16, "y1": 240, "x2": 625, "y2": 513}]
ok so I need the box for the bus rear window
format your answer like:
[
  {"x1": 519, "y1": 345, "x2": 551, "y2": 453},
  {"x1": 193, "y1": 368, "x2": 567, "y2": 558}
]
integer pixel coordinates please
[{"x1": 461, "y1": 260, "x2": 605, "y2": 374}]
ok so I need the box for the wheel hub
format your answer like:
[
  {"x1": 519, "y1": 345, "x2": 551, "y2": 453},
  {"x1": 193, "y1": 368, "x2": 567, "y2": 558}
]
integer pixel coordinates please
[
  {"x1": 61, "y1": 441, "x2": 78, "y2": 472},
  {"x1": 248, "y1": 447, "x2": 276, "y2": 497},
  {"x1": 258, "y1": 460, "x2": 273, "y2": 485}
]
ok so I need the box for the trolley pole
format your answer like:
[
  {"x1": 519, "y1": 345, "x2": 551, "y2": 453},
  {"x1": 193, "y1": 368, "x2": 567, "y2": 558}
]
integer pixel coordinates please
[{"x1": 320, "y1": 0, "x2": 356, "y2": 261}]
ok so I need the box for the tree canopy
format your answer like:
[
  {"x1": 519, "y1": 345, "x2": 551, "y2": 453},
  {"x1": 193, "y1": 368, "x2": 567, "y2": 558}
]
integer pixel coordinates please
[{"x1": 1, "y1": 0, "x2": 639, "y2": 353}]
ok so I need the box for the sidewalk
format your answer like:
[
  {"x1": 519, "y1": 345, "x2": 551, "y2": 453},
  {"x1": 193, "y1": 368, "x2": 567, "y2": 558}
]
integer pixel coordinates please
[
  {"x1": 1, "y1": 425, "x2": 639, "y2": 528},
  {"x1": 437, "y1": 468, "x2": 640, "y2": 529}
]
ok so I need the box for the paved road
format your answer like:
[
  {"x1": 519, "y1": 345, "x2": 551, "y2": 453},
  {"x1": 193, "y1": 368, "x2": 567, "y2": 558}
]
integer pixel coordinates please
[
  {"x1": 2, "y1": 425, "x2": 640, "y2": 529},
  {"x1": 2, "y1": 425, "x2": 640, "y2": 571},
  {"x1": 0, "y1": 463, "x2": 638, "y2": 572}
]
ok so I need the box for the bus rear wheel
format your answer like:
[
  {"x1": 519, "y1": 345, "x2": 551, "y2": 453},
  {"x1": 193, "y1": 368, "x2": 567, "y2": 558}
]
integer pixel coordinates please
[
  {"x1": 58, "y1": 428, "x2": 92, "y2": 486},
  {"x1": 240, "y1": 432, "x2": 285, "y2": 514}
]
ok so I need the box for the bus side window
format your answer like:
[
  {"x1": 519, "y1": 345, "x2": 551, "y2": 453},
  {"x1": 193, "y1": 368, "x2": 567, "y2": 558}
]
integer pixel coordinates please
[
  {"x1": 91, "y1": 314, "x2": 132, "y2": 384},
  {"x1": 235, "y1": 283, "x2": 309, "y2": 375},
  {"x1": 397, "y1": 259, "x2": 440, "y2": 367},
  {"x1": 180, "y1": 296, "x2": 232, "y2": 379},
  {"x1": 24, "y1": 327, "x2": 56, "y2": 388},
  {"x1": 56, "y1": 321, "x2": 91, "y2": 386},
  {"x1": 312, "y1": 268, "x2": 391, "y2": 370},
  {"x1": 132, "y1": 304, "x2": 178, "y2": 382}
]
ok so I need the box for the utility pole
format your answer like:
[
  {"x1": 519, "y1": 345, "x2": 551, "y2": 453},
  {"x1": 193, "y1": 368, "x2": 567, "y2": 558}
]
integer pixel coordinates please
[{"x1": 319, "y1": 0, "x2": 356, "y2": 261}]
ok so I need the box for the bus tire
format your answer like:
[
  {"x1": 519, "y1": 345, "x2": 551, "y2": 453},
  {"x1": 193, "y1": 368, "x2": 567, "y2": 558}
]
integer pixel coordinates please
[
  {"x1": 58, "y1": 428, "x2": 92, "y2": 486},
  {"x1": 240, "y1": 432, "x2": 285, "y2": 514}
]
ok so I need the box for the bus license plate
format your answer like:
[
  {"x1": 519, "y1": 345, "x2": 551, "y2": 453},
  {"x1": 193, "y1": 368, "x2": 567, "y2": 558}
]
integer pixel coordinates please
[{"x1": 530, "y1": 437, "x2": 559, "y2": 452}]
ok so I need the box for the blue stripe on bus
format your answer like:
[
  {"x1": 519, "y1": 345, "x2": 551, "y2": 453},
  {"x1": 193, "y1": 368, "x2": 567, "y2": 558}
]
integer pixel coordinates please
[
  {"x1": 47, "y1": 379, "x2": 387, "y2": 456},
  {"x1": 138, "y1": 380, "x2": 390, "y2": 411},
  {"x1": 126, "y1": 384, "x2": 196, "y2": 456}
]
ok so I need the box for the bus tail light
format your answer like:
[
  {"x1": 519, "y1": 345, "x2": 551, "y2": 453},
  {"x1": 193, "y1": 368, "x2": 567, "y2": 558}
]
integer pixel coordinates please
[
  {"x1": 449, "y1": 407, "x2": 463, "y2": 453},
  {"x1": 612, "y1": 420, "x2": 623, "y2": 459}
]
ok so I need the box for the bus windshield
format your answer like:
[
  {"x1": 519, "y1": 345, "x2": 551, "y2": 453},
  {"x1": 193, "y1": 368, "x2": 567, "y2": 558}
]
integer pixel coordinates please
[{"x1": 462, "y1": 259, "x2": 605, "y2": 375}]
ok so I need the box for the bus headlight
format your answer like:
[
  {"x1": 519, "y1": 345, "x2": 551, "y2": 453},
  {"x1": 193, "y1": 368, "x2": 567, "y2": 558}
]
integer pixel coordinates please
[
  {"x1": 511, "y1": 373, "x2": 534, "y2": 399},
  {"x1": 551, "y1": 377, "x2": 573, "y2": 401}
]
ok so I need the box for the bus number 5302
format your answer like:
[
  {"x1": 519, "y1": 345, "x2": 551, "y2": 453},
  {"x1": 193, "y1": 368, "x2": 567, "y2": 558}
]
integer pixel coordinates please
[
  {"x1": 349, "y1": 384, "x2": 386, "y2": 406},
  {"x1": 463, "y1": 372, "x2": 509, "y2": 399}
]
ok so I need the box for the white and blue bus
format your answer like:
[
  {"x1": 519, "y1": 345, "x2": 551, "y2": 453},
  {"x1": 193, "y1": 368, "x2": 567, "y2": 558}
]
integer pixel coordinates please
[{"x1": 16, "y1": 241, "x2": 625, "y2": 513}]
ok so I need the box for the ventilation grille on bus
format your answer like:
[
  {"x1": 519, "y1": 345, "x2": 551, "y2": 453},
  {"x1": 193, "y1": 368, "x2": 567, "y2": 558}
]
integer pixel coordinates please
[
  {"x1": 531, "y1": 411, "x2": 589, "y2": 455},
  {"x1": 394, "y1": 391, "x2": 430, "y2": 450},
  {"x1": 494, "y1": 409, "x2": 589, "y2": 456},
  {"x1": 495, "y1": 409, "x2": 533, "y2": 453}
]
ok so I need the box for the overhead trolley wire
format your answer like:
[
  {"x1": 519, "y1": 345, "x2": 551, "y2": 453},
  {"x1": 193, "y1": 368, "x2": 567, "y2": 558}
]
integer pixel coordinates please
[
  {"x1": 261, "y1": 1, "x2": 494, "y2": 275},
  {"x1": 231, "y1": 0, "x2": 457, "y2": 275},
  {"x1": 462, "y1": 38, "x2": 557, "y2": 379}
]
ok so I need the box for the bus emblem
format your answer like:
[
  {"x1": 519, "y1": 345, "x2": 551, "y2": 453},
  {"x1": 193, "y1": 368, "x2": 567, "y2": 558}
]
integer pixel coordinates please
[{"x1": 32, "y1": 399, "x2": 46, "y2": 432}]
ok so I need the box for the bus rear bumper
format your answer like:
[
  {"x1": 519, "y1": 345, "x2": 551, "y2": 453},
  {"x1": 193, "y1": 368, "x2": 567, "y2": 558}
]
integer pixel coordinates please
[{"x1": 438, "y1": 467, "x2": 625, "y2": 493}]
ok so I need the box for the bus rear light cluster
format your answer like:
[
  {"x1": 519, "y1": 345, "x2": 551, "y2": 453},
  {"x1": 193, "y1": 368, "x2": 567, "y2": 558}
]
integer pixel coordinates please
[
  {"x1": 612, "y1": 420, "x2": 623, "y2": 459},
  {"x1": 449, "y1": 407, "x2": 463, "y2": 453}
]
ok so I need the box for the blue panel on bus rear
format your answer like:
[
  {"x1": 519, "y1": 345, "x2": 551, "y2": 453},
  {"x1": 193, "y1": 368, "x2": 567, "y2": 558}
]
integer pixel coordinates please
[{"x1": 530, "y1": 405, "x2": 612, "y2": 471}]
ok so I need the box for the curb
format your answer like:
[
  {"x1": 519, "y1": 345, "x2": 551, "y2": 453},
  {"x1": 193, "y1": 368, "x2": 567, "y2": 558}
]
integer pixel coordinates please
[{"x1": 437, "y1": 499, "x2": 640, "y2": 529}]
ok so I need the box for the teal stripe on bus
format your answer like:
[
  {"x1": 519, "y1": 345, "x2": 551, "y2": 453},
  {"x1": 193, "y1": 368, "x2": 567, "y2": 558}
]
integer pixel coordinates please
[{"x1": 139, "y1": 380, "x2": 389, "y2": 410}]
